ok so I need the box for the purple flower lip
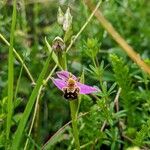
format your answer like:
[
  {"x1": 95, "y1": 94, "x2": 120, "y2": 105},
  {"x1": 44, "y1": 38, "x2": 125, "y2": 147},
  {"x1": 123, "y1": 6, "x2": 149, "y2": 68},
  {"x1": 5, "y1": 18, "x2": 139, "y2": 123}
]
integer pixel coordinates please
[{"x1": 52, "y1": 71, "x2": 100, "y2": 96}]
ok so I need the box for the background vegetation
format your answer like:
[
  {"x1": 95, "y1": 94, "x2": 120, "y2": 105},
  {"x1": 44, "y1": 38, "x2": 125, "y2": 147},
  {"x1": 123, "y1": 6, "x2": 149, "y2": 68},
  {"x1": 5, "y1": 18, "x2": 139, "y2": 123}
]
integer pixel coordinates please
[{"x1": 0, "y1": 0, "x2": 150, "y2": 149}]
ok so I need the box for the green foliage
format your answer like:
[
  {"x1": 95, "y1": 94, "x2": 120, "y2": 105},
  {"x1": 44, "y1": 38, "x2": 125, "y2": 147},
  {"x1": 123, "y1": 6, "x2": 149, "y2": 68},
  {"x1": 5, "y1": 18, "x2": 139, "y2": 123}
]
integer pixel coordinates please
[
  {"x1": 12, "y1": 50, "x2": 53, "y2": 150},
  {"x1": 6, "y1": 0, "x2": 16, "y2": 147},
  {"x1": 0, "y1": 0, "x2": 150, "y2": 149},
  {"x1": 110, "y1": 54, "x2": 136, "y2": 126},
  {"x1": 79, "y1": 105, "x2": 102, "y2": 148},
  {"x1": 84, "y1": 38, "x2": 99, "y2": 59},
  {"x1": 88, "y1": 60, "x2": 104, "y2": 81},
  {"x1": 134, "y1": 119, "x2": 150, "y2": 146},
  {"x1": 110, "y1": 54, "x2": 133, "y2": 102}
]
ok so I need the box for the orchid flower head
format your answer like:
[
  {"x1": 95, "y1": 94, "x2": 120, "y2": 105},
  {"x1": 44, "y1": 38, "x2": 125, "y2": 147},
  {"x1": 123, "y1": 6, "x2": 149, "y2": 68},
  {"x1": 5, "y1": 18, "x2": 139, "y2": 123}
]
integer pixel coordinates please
[
  {"x1": 52, "y1": 36, "x2": 65, "y2": 52},
  {"x1": 52, "y1": 71, "x2": 99, "y2": 100}
]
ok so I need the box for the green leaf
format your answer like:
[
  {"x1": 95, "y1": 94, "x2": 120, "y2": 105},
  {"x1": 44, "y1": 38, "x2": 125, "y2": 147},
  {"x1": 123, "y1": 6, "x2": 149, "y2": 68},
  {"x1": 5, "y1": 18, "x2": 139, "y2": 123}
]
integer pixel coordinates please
[
  {"x1": 12, "y1": 50, "x2": 53, "y2": 150},
  {"x1": 6, "y1": 0, "x2": 16, "y2": 146}
]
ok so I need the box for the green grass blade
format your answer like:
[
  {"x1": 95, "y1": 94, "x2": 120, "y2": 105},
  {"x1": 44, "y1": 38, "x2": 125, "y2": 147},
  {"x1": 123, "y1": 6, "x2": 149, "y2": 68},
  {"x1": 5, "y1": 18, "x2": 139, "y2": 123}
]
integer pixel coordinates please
[
  {"x1": 14, "y1": 61, "x2": 24, "y2": 101},
  {"x1": 0, "y1": 33, "x2": 35, "y2": 84},
  {"x1": 6, "y1": 0, "x2": 16, "y2": 145},
  {"x1": 12, "y1": 51, "x2": 53, "y2": 150}
]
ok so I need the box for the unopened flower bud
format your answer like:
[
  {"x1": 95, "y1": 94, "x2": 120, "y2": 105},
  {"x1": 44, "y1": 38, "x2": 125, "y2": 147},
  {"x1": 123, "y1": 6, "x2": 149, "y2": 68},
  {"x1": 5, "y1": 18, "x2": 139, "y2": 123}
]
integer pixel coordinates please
[
  {"x1": 52, "y1": 36, "x2": 65, "y2": 52},
  {"x1": 63, "y1": 8, "x2": 72, "y2": 31},
  {"x1": 57, "y1": 7, "x2": 64, "y2": 25}
]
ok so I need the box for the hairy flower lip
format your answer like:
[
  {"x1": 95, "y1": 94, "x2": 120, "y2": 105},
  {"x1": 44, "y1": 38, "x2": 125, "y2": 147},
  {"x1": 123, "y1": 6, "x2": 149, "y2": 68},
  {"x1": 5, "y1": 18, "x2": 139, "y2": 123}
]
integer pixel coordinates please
[{"x1": 52, "y1": 71, "x2": 100, "y2": 94}]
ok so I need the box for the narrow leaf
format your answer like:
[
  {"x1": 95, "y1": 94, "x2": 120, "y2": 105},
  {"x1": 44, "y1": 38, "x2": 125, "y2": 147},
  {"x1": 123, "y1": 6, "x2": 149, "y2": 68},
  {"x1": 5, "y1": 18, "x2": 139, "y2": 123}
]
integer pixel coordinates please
[
  {"x1": 6, "y1": 0, "x2": 16, "y2": 146},
  {"x1": 12, "y1": 51, "x2": 53, "y2": 150}
]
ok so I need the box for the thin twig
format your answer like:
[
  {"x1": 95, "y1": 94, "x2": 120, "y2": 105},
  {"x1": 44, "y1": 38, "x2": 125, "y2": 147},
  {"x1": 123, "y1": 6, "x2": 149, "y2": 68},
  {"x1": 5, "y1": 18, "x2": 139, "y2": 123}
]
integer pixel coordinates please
[
  {"x1": 114, "y1": 88, "x2": 123, "y2": 149},
  {"x1": 114, "y1": 88, "x2": 122, "y2": 112},
  {"x1": 66, "y1": 0, "x2": 102, "y2": 53},
  {"x1": 42, "y1": 112, "x2": 89, "y2": 149},
  {"x1": 100, "y1": 120, "x2": 107, "y2": 132},
  {"x1": 0, "y1": 33, "x2": 35, "y2": 84},
  {"x1": 23, "y1": 86, "x2": 42, "y2": 150},
  {"x1": 84, "y1": 0, "x2": 150, "y2": 75}
]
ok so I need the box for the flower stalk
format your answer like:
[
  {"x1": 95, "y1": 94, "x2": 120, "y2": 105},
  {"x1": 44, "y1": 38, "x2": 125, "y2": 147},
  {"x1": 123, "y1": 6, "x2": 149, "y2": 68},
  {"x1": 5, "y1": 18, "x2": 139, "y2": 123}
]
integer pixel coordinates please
[
  {"x1": 58, "y1": 52, "x2": 67, "y2": 70},
  {"x1": 61, "y1": 72, "x2": 80, "y2": 150},
  {"x1": 69, "y1": 100, "x2": 80, "y2": 150},
  {"x1": 52, "y1": 70, "x2": 99, "y2": 149},
  {"x1": 55, "y1": 45, "x2": 80, "y2": 149}
]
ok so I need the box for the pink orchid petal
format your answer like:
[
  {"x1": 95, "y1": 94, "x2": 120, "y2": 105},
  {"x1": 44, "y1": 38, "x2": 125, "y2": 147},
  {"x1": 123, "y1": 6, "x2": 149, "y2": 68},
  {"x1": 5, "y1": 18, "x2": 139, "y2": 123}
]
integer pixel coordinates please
[
  {"x1": 52, "y1": 78, "x2": 67, "y2": 91},
  {"x1": 77, "y1": 82, "x2": 99, "y2": 94},
  {"x1": 56, "y1": 71, "x2": 77, "y2": 80}
]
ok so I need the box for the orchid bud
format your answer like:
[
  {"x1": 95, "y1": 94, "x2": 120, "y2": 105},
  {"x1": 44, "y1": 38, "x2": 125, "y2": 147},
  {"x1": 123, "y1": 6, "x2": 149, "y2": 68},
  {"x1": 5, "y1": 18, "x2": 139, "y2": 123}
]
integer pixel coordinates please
[
  {"x1": 63, "y1": 8, "x2": 72, "y2": 31},
  {"x1": 57, "y1": 7, "x2": 64, "y2": 25},
  {"x1": 52, "y1": 36, "x2": 65, "y2": 52}
]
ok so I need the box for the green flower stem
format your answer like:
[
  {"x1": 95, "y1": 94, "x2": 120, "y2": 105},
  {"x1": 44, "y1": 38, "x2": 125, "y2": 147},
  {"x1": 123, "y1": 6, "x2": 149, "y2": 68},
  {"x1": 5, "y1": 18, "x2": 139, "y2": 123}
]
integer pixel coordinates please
[
  {"x1": 62, "y1": 3, "x2": 102, "y2": 147},
  {"x1": 92, "y1": 57, "x2": 97, "y2": 68},
  {"x1": 69, "y1": 101, "x2": 80, "y2": 150},
  {"x1": 58, "y1": 50, "x2": 80, "y2": 149},
  {"x1": 58, "y1": 52, "x2": 67, "y2": 70},
  {"x1": 55, "y1": 1, "x2": 103, "y2": 147},
  {"x1": 60, "y1": 2, "x2": 102, "y2": 149}
]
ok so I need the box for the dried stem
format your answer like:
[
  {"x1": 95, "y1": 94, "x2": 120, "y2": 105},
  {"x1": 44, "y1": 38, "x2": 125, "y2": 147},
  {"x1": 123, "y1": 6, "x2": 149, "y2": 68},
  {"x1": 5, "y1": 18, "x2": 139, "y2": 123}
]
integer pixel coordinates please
[
  {"x1": 114, "y1": 88, "x2": 122, "y2": 112},
  {"x1": 114, "y1": 88, "x2": 123, "y2": 149},
  {"x1": 84, "y1": 0, "x2": 150, "y2": 75},
  {"x1": 100, "y1": 120, "x2": 107, "y2": 132}
]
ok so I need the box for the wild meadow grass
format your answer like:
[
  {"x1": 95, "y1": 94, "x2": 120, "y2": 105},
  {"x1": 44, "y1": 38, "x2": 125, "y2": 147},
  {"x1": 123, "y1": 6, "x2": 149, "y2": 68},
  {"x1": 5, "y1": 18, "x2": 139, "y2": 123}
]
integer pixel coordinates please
[{"x1": 0, "y1": 0, "x2": 150, "y2": 150}]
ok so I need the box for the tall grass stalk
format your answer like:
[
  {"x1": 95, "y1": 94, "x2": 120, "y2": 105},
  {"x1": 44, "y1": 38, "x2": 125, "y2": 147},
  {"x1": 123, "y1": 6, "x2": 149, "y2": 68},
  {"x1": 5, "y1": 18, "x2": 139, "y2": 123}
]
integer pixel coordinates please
[
  {"x1": 6, "y1": 0, "x2": 16, "y2": 147},
  {"x1": 24, "y1": 65, "x2": 57, "y2": 150},
  {"x1": 84, "y1": 0, "x2": 150, "y2": 75},
  {"x1": 12, "y1": 51, "x2": 53, "y2": 150},
  {"x1": 0, "y1": 33, "x2": 35, "y2": 84}
]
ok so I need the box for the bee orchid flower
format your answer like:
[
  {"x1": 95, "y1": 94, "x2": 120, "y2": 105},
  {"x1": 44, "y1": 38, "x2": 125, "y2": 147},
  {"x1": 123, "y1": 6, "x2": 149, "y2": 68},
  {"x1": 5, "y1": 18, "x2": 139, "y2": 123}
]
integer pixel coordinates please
[{"x1": 52, "y1": 71, "x2": 99, "y2": 100}]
